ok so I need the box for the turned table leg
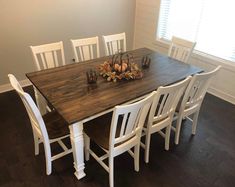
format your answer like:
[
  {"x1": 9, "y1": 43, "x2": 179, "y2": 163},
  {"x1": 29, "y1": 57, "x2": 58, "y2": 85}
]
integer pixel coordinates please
[{"x1": 69, "y1": 122, "x2": 86, "y2": 180}]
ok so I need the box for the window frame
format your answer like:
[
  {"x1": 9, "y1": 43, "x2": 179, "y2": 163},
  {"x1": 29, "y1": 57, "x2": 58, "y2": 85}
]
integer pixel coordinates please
[{"x1": 155, "y1": 0, "x2": 235, "y2": 66}]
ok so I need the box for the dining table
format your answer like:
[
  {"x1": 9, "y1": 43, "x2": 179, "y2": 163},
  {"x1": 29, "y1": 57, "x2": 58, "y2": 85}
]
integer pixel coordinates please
[{"x1": 26, "y1": 47, "x2": 203, "y2": 180}]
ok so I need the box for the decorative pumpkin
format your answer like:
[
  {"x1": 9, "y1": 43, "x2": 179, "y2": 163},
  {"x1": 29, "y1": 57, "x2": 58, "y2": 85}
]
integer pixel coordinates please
[
  {"x1": 121, "y1": 62, "x2": 128, "y2": 72},
  {"x1": 114, "y1": 64, "x2": 120, "y2": 71}
]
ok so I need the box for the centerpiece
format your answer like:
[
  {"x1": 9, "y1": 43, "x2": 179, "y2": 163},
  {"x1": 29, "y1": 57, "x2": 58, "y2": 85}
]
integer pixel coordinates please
[{"x1": 99, "y1": 51, "x2": 143, "y2": 82}]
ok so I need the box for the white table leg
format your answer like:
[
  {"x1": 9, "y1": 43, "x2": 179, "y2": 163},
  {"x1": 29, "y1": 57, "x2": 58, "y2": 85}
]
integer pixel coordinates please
[{"x1": 69, "y1": 122, "x2": 86, "y2": 180}]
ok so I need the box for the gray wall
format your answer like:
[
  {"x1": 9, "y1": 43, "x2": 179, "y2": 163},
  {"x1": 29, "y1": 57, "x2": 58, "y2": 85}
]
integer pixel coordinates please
[{"x1": 0, "y1": 0, "x2": 136, "y2": 85}]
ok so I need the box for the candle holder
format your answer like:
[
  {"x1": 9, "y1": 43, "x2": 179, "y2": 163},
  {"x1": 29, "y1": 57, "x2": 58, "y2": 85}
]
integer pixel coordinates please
[
  {"x1": 99, "y1": 51, "x2": 143, "y2": 82},
  {"x1": 86, "y1": 69, "x2": 98, "y2": 84},
  {"x1": 141, "y1": 56, "x2": 151, "y2": 68},
  {"x1": 111, "y1": 51, "x2": 132, "y2": 73}
]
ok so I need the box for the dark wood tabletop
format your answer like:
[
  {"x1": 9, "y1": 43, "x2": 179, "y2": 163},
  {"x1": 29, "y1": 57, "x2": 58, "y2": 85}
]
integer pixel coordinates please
[{"x1": 26, "y1": 48, "x2": 203, "y2": 124}]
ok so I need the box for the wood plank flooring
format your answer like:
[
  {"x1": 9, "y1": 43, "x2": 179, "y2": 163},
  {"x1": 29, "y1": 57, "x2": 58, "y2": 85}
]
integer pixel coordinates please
[{"x1": 0, "y1": 86, "x2": 235, "y2": 187}]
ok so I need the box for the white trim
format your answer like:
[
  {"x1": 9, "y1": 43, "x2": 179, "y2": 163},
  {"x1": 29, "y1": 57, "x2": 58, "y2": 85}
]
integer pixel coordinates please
[
  {"x1": 152, "y1": 39, "x2": 168, "y2": 48},
  {"x1": 154, "y1": 39, "x2": 235, "y2": 71},
  {"x1": 208, "y1": 87, "x2": 235, "y2": 105},
  {"x1": 192, "y1": 52, "x2": 235, "y2": 73},
  {"x1": 152, "y1": 40, "x2": 235, "y2": 105},
  {"x1": 0, "y1": 79, "x2": 32, "y2": 93}
]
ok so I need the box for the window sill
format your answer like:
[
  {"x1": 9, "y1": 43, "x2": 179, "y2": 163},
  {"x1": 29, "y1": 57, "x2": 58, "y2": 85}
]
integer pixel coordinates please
[
  {"x1": 154, "y1": 38, "x2": 169, "y2": 49},
  {"x1": 192, "y1": 51, "x2": 235, "y2": 69},
  {"x1": 153, "y1": 39, "x2": 235, "y2": 71}
]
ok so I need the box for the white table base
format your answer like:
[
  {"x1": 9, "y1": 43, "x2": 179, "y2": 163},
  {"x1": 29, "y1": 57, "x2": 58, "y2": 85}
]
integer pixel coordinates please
[{"x1": 69, "y1": 122, "x2": 86, "y2": 179}]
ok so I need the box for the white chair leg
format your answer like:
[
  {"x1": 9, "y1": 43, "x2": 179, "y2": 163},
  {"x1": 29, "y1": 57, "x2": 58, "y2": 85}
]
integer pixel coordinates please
[
  {"x1": 109, "y1": 157, "x2": 114, "y2": 187},
  {"x1": 165, "y1": 125, "x2": 171, "y2": 150},
  {"x1": 33, "y1": 132, "x2": 39, "y2": 155},
  {"x1": 134, "y1": 144, "x2": 140, "y2": 172},
  {"x1": 192, "y1": 111, "x2": 199, "y2": 135},
  {"x1": 84, "y1": 133, "x2": 90, "y2": 161},
  {"x1": 43, "y1": 142, "x2": 52, "y2": 175},
  {"x1": 175, "y1": 117, "x2": 183, "y2": 145},
  {"x1": 144, "y1": 132, "x2": 151, "y2": 163}
]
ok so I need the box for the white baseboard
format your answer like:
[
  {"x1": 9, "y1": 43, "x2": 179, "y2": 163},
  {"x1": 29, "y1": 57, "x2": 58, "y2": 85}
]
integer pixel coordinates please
[
  {"x1": 0, "y1": 79, "x2": 32, "y2": 93},
  {"x1": 208, "y1": 87, "x2": 235, "y2": 105}
]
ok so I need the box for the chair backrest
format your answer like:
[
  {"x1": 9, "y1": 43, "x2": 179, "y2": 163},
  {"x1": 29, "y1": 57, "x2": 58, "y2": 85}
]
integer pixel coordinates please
[
  {"x1": 8, "y1": 74, "x2": 50, "y2": 143},
  {"x1": 71, "y1": 36, "x2": 100, "y2": 62},
  {"x1": 109, "y1": 91, "x2": 155, "y2": 150},
  {"x1": 30, "y1": 41, "x2": 66, "y2": 70},
  {"x1": 179, "y1": 66, "x2": 221, "y2": 113},
  {"x1": 102, "y1": 32, "x2": 126, "y2": 56},
  {"x1": 168, "y1": 36, "x2": 196, "y2": 63},
  {"x1": 148, "y1": 77, "x2": 192, "y2": 126}
]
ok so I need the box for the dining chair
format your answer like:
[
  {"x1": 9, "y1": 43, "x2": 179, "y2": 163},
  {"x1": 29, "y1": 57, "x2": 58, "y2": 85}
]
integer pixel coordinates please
[
  {"x1": 8, "y1": 74, "x2": 72, "y2": 175},
  {"x1": 30, "y1": 41, "x2": 66, "y2": 70},
  {"x1": 141, "y1": 76, "x2": 191, "y2": 163},
  {"x1": 168, "y1": 36, "x2": 196, "y2": 63},
  {"x1": 71, "y1": 36, "x2": 100, "y2": 62},
  {"x1": 83, "y1": 91, "x2": 155, "y2": 187},
  {"x1": 102, "y1": 32, "x2": 126, "y2": 56},
  {"x1": 30, "y1": 41, "x2": 65, "y2": 115},
  {"x1": 173, "y1": 66, "x2": 221, "y2": 145}
]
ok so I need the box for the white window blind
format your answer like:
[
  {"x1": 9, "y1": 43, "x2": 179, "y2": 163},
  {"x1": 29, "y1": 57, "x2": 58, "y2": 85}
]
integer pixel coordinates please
[{"x1": 158, "y1": 0, "x2": 235, "y2": 62}]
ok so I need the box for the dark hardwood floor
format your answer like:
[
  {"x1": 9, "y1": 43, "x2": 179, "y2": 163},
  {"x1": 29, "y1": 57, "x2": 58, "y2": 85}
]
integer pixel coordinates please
[{"x1": 0, "y1": 86, "x2": 235, "y2": 187}]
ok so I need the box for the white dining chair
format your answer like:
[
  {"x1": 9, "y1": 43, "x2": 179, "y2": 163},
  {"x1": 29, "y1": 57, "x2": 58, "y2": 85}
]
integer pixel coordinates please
[
  {"x1": 71, "y1": 36, "x2": 100, "y2": 62},
  {"x1": 83, "y1": 91, "x2": 155, "y2": 187},
  {"x1": 168, "y1": 36, "x2": 196, "y2": 63},
  {"x1": 102, "y1": 32, "x2": 126, "y2": 56},
  {"x1": 30, "y1": 41, "x2": 66, "y2": 70},
  {"x1": 141, "y1": 77, "x2": 191, "y2": 163},
  {"x1": 173, "y1": 66, "x2": 221, "y2": 144},
  {"x1": 8, "y1": 74, "x2": 72, "y2": 175},
  {"x1": 30, "y1": 41, "x2": 65, "y2": 115}
]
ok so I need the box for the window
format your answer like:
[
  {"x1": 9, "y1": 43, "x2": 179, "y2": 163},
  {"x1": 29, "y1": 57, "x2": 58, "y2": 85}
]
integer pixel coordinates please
[{"x1": 157, "y1": 0, "x2": 235, "y2": 62}]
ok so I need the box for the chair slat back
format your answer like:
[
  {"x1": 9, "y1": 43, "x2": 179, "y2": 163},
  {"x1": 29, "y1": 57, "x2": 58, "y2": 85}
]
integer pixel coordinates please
[
  {"x1": 110, "y1": 91, "x2": 155, "y2": 147},
  {"x1": 30, "y1": 41, "x2": 65, "y2": 70},
  {"x1": 103, "y1": 32, "x2": 126, "y2": 56},
  {"x1": 8, "y1": 74, "x2": 49, "y2": 142},
  {"x1": 168, "y1": 36, "x2": 196, "y2": 63},
  {"x1": 181, "y1": 66, "x2": 221, "y2": 110},
  {"x1": 149, "y1": 77, "x2": 191, "y2": 124},
  {"x1": 71, "y1": 36, "x2": 100, "y2": 62}
]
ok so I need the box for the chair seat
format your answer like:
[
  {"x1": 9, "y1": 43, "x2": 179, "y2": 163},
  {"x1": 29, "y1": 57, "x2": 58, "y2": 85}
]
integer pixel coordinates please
[
  {"x1": 84, "y1": 112, "x2": 113, "y2": 150},
  {"x1": 43, "y1": 111, "x2": 69, "y2": 140},
  {"x1": 144, "y1": 116, "x2": 168, "y2": 128},
  {"x1": 175, "y1": 101, "x2": 190, "y2": 113},
  {"x1": 84, "y1": 111, "x2": 139, "y2": 152},
  {"x1": 143, "y1": 103, "x2": 167, "y2": 128}
]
